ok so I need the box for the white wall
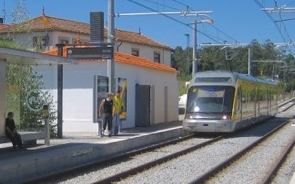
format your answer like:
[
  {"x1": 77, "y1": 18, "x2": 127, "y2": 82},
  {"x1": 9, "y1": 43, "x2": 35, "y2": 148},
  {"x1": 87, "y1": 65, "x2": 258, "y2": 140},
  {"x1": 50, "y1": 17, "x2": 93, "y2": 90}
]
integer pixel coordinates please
[
  {"x1": 115, "y1": 42, "x2": 172, "y2": 67},
  {"x1": 117, "y1": 63, "x2": 178, "y2": 125},
  {"x1": 0, "y1": 61, "x2": 6, "y2": 136},
  {"x1": 34, "y1": 61, "x2": 178, "y2": 133}
]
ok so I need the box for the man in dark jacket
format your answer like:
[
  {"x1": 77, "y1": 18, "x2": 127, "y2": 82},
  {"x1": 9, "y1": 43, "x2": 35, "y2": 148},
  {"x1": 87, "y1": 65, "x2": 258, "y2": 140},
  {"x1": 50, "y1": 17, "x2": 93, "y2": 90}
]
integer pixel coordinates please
[
  {"x1": 99, "y1": 93, "x2": 115, "y2": 137},
  {"x1": 5, "y1": 112, "x2": 23, "y2": 149}
]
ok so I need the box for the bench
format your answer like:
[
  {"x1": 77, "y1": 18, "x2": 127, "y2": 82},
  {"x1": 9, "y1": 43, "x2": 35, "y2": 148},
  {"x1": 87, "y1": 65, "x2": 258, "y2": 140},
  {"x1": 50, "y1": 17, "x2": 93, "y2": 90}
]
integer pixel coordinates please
[{"x1": 0, "y1": 131, "x2": 45, "y2": 146}]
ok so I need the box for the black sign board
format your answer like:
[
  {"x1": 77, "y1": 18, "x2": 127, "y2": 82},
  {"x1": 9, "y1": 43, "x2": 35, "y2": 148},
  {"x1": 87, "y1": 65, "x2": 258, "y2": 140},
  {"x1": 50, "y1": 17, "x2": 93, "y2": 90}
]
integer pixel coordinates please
[{"x1": 67, "y1": 47, "x2": 114, "y2": 59}]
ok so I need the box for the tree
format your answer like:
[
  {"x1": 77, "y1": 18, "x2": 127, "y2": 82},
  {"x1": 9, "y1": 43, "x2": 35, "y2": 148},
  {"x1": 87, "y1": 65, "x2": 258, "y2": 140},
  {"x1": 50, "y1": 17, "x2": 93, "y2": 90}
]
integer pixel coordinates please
[
  {"x1": 3, "y1": 42, "x2": 58, "y2": 136},
  {"x1": 3, "y1": 0, "x2": 58, "y2": 137},
  {"x1": 173, "y1": 39, "x2": 295, "y2": 95},
  {"x1": 171, "y1": 46, "x2": 191, "y2": 77}
]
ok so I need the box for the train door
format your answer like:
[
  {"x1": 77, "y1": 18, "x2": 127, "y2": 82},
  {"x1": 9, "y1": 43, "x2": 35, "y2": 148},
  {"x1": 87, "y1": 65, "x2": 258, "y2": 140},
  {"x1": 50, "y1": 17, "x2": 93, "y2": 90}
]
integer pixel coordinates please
[
  {"x1": 235, "y1": 86, "x2": 242, "y2": 120},
  {"x1": 254, "y1": 88, "x2": 257, "y2": 117},
  {"x1": 257, "y1": 89, "x2": 260, "y2": 116},
  {"x1": 267, "y1": 90, "x2": 269, "y2": 116}
]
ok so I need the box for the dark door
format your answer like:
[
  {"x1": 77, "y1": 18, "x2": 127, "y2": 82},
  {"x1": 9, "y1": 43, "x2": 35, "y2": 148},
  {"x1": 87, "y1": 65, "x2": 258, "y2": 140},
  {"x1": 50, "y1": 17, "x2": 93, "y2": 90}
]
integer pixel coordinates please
[{"x1": 135, "y1": 85, "x2": 150, "y2": 127}]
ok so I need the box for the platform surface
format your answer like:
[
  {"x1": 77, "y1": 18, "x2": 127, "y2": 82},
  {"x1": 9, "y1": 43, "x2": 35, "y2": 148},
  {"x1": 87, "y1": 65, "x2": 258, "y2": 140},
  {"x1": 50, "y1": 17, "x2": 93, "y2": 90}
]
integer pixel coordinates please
[{"x1": 0, "y1": 120, "x2": 183, "y2": 184}]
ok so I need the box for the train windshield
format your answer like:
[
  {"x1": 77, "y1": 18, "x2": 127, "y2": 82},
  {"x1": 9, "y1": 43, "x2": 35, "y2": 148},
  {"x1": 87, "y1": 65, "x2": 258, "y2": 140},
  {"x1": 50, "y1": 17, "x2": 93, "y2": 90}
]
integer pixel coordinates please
[{"x1": 186, "y1": 86, "x2": 234, "y2": 113}]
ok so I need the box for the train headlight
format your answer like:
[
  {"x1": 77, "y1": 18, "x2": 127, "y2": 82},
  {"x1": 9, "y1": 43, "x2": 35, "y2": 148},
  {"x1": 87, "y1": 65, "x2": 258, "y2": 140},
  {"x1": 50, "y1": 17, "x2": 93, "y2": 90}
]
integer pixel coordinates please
[
  {"x1": 194, "y1": 106, "x2": 200, "y2": 112},
  {"x1": 222, "y1": 115, "x2": 228, "y2": 120}
]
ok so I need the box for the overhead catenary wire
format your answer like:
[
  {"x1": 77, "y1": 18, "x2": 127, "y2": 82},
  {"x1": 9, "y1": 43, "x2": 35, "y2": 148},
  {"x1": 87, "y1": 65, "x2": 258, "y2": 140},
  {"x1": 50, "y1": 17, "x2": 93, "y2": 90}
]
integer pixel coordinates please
[
  {"x1": 151, "y1": 0, "x2": 241, "y2": 44},
  {"x1": 143, "y1": 0, "x2": 179, "y2": 11},
  {"x1": 172, "y1": 0, "x2": 194, "y2": 11},
  {"x1": 279, "y1": 12, "x2": 292, "y2": 42},
  {"x1": 254, "y1": 0, "x2": 292, "y2": 43},
  {"x1": 170, "y1": 0, "x2": 240, "y2": 44},
  {"x1": 256, "y1": 0, "x2": 295, "y2": 55},
  {"x1": 126, "y1": 0, "x2": 221, "y2": 43}
]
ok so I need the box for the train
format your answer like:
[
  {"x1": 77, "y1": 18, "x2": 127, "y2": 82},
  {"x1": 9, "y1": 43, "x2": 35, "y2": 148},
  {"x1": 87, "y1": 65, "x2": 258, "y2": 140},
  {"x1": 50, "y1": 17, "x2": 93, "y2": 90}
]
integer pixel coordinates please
[{"x1": 183, "y1": 70, "x2": 279, "y2": 133}]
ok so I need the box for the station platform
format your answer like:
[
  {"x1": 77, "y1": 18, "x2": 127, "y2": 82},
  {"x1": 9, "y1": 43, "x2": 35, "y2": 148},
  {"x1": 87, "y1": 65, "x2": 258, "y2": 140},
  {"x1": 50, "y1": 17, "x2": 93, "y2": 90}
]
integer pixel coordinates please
[{"x1": 0, "y1": 120, "x2": 183, "y2": 184}]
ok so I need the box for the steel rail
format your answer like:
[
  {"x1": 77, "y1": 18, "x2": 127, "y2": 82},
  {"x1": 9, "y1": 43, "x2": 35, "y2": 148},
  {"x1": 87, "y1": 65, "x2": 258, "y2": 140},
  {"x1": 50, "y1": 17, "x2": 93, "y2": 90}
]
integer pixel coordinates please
[
  {"x1": 23, "y1": 99, "x2": 295, "y2": 184},
  {"x1": 93, "y1": 136, "x2": 223, "y2": 184},
  {"x1": 190, "y1": 118, "x2": 292, "y2": 184},
  {"x1": 259, "y1": 122, "x2": 295, "y2": 184},
  {"x1": 22, "y1": 133, "x2": 194, "y2": 184}
]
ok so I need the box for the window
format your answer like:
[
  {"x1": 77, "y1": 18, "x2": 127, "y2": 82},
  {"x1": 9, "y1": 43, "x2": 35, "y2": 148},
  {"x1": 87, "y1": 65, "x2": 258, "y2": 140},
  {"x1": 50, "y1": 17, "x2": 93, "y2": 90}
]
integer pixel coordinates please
[
  {"x1": 58, "y1": 36, "x2": 70, "y2": 44},
  {"x1": 154, "y1": 52, "x2": 160, "y2": 63},
  {"x1": 72, "y1": 38, "x2": 89, "y2": 44},
  {"x1": 132, "y1": 48, "x2": 139, "y2": 56},
  {"x1": 194, "y1": 77, "x2": 232, "y2": 83},
  {"x1": 186, "y1": 86, "x2": 235, "y2": 113},
  {"x1": 33, "y1": 36, "x2": 48, "y2": 48},
  {"x1": 59, "y1": 39, "x2": 69, "y2": 44}
]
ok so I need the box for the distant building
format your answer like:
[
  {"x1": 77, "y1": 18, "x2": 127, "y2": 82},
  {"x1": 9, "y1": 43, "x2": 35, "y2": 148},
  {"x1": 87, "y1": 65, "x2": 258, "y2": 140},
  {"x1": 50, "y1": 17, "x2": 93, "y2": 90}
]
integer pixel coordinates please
[{"x1": 0, "y1": 13, "x2": 173, "y2": 67}]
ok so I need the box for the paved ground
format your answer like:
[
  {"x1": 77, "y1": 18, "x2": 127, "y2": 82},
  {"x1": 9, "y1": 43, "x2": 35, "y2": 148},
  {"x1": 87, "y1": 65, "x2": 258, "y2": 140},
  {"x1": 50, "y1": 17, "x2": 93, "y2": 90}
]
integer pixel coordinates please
[{"x1": 0, "y1": 120, "x2": 184, "y2": 184}]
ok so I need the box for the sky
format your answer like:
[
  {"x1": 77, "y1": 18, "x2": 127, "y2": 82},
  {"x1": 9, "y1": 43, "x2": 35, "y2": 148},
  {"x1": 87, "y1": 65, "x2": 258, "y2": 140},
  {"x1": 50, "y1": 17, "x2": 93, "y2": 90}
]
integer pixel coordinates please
[{"x1": 2, "y1": 0, "x2": 295, "y2": 49}]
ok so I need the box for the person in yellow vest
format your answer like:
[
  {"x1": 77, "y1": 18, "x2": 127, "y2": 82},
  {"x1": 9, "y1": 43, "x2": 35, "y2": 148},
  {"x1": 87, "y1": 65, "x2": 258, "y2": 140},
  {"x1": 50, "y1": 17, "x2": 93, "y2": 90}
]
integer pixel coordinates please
[{"x1": 113, "y1": 90, "x2": 124, "y2": 136}]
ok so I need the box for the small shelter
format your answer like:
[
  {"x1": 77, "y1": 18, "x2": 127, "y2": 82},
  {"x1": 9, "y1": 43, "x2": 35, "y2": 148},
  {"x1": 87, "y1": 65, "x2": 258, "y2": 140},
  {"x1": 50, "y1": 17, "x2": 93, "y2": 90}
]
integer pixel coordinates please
[{"x1": 0, "y1": 46, "x2": 77, "y2": 136}]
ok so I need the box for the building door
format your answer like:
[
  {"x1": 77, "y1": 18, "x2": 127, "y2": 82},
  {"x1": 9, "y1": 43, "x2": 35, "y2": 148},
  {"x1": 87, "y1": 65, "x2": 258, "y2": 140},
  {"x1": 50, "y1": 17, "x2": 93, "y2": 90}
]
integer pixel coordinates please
[{"x1": 135, "y1": 85, "x2": 150, "y2": 127}]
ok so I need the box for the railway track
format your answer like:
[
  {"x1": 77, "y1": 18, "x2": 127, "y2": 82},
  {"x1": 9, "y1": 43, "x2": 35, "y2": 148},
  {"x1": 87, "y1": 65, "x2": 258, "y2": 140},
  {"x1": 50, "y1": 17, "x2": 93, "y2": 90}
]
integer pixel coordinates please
[
  {"x1": 38, "y1": 118, "x2": 286, "y2": 183},
  {"x1": 109, "y1": 117, "x2": 292, "y2": 184},
  {"x1": 192, "y1": 117, "x2": 295, "y2": 184},
  {"x1": 94, "y1": 135, "x2": 223, "y2": 184},
  {"x1": 23, "y1": 133, "x2": 201, "y2": 184},
  {"x1": 24, "y1": 99, "x2": 295, "y2": 184}
]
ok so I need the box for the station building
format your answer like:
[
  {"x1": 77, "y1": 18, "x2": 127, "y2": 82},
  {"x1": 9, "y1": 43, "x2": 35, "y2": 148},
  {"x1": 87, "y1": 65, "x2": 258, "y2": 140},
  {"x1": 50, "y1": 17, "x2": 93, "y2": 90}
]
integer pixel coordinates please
[
  {"x1": 41, "y1": 48, "x2": 178, "y2": 132},
  {"x1": 0, "y1": 12, "x2": 179, "y2": 133}
]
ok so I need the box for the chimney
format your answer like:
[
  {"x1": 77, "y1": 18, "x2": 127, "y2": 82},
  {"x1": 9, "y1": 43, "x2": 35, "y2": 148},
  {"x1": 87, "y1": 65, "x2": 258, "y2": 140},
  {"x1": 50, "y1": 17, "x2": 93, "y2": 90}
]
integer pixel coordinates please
[{"x1": 90, "y1": 12, "x2": 104, "y2": 43}]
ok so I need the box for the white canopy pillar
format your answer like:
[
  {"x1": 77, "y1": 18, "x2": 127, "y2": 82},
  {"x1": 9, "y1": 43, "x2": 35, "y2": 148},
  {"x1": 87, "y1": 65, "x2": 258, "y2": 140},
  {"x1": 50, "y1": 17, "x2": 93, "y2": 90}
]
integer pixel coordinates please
[{"x1": 0, "y1": 60, "x2": 6, "y2": 136}]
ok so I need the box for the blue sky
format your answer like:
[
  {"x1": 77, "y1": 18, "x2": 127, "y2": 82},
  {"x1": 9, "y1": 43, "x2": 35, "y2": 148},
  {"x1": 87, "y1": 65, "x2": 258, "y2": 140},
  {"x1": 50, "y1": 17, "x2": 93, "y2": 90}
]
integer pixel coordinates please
[{"x1": 2, "y1": 0, "x2": 295, "y2": 49}]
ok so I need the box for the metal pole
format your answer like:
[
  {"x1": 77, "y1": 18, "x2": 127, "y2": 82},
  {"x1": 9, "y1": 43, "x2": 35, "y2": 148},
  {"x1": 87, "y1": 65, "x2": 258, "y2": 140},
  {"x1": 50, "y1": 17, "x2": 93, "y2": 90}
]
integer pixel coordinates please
[
  {"x1": 56, "y1": 44, "x2": 64, "y2": 139},
  {"x1": 283, "y1": 69, "x2": 286, "y2": 101},
  {"x1": 45, "y1": 117, "x2": 50, "y2": 145},
  {"x1": 108, "y1": 0, "x2": 115, "y2": 93},
  {"x1": 248, "y1": 48, "x2": 251, "y2": 76},
  {"x1": 43, "y1": 104, "x2": 50, "y2": 145},
  {"x1": 185, "y1": 34, "x2": 190, "y2": 76},
  {"x1": 272, "y1": 63, "x2": 275, "y2": 80},
  {"x1": 192, "y1": 20, "x2": 197, "y2": 76}
]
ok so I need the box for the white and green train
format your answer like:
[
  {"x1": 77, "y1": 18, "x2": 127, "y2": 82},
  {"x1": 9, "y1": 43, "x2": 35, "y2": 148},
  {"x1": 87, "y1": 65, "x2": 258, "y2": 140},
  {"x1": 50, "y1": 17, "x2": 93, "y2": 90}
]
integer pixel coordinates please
[{"x1": 183, "y1": 70, "x2": 279, "y2": 133}]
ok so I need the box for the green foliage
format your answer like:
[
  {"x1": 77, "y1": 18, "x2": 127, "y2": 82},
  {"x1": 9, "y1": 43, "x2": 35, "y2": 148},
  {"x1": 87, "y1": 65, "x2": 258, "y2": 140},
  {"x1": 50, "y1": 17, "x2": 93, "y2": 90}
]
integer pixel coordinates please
[
  {"x1": 3, "y1": 0, "x2": 57, "y2": 137},
  {"x1": 4, "y1": 39, "x2": 57, "y2": 137},
  {"x1": 172, "y1": 46, "x2": 191, "y2": 75},
  {"x1": 172, "y1": 39, "x2": 295, "y2": 96},
  {"x1": 6, "y1": 64, "x2": 58, "y2": 137},
  {"x1": 178, "y1": 79, "x2": 189, "y2": 96}
]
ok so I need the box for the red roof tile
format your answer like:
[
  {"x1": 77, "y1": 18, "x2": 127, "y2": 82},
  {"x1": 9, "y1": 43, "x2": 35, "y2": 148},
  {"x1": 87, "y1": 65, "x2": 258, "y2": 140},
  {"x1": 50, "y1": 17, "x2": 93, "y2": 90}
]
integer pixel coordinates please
[
  {"x1": 115, "y1": 29, "x2": 171, "y2": 49},
  {"x1": 114, "y1": 52, "x2": 177, "y2": 73},
  {"x1": 0, "y1": 24, "x2": 9, "y2": 30},
  {"x1": 0, "y1": 14, "x2": 172, "y2": 50},
  {"x1": 43, "y1": 47, "x2": 177, "y2": 73}
]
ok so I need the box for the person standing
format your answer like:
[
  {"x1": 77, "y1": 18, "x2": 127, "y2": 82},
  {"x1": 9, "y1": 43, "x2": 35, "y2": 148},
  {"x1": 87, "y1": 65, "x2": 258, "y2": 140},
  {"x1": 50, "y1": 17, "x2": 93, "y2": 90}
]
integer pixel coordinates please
[
  {"x1": 99, "y1": 93, "x2": 115, "y2": 137},
  {"x1": 5, "y1": 112, "x2": 24, "y2": 149},
  {"x1": 113, "y1": 91, "x2": 124, "y2": 136}
]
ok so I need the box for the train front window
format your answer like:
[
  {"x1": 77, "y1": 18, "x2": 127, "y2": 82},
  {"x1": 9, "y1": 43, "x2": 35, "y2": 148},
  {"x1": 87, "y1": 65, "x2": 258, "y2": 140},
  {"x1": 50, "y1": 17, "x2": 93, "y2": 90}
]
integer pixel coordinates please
[{"x1": 186, "y1": 86, "x2": 235, "y2": 113}]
